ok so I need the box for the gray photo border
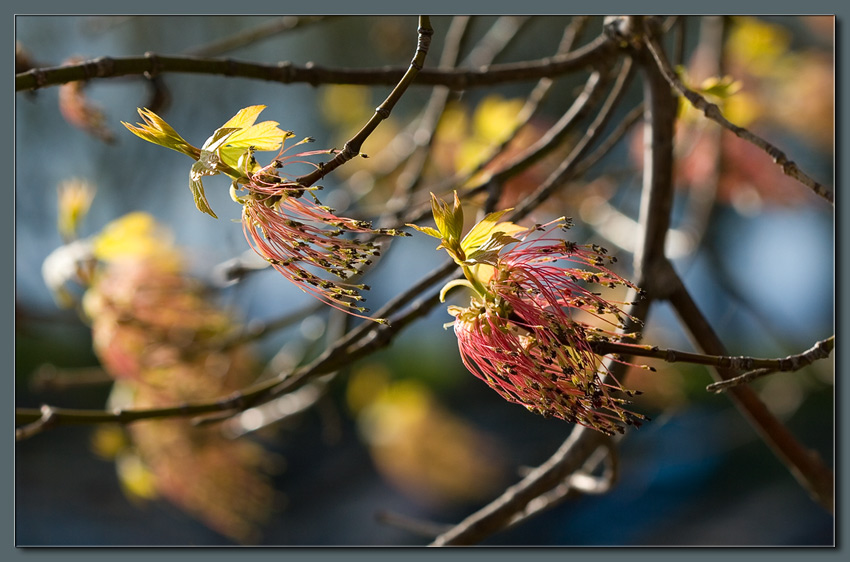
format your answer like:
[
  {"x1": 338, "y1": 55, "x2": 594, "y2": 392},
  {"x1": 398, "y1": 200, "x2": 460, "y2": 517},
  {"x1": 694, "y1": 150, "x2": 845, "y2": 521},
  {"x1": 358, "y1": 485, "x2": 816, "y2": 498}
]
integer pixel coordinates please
[{"x1": 8, "y1": 1, "x2": 846, "y2": 561}]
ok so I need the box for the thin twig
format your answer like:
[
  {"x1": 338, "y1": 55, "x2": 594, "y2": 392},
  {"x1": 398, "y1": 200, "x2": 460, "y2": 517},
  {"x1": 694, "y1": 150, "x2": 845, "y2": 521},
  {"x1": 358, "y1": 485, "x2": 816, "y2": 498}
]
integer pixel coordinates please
[
  {"x1": 384, "y1": 15, "x2": 472, "y2": 209},
  {"x1": 15, "y1": 406, "x2": 57, "y2": 441},
  {"x1": 642, "y1": 32, "x2": 834, "y2": 205},
  {"x1": 464, "y1": 16, "x2": 531, "y2": 66},
  {"x1": 29, "y1": 364, "x2": 112, "y2": 392},
  {"x1": 405, "y1": 59, "x2": 626, "y2": 230},
  {"x1": 588, "y1": 337, "x2": 835, "y2": 380},
  {"x1": 294, "y1": 16, "x2": 434, "y2": 187},
  {"x1": 571, "y1": 101, "x2": 643, "y2": 177},
  {"x1": 431, "y1": 427, "x2": 618, "y2": 545},
  {"x1": 375, "y1": 510, "x2": 452, "y2": 539},
  {"x1": 705, "y1": 336, "x2": 834, "y2": 392},
  {"x1": 504, "y1": 436, "x2": 619, "y2": 530},
  {"x1": 485, "y1": 69, "x2": 611, "y2": 185},
  {"x1": 404, "y1": 16, "x2": 594, "y2": 216},
  {"x1": 505, "y1": 56, "x2": 636, "y2": 225},
  {"x1": 664, "y1": 261, "x2": 834, "y2": 512}
]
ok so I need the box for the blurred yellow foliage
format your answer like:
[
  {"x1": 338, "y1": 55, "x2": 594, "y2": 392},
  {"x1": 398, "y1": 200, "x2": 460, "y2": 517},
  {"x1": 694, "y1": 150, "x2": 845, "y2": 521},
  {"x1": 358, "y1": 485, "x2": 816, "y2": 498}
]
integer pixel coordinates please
[
  {"x1": 472, "y1": 95, "x2": 524, "y2": 144},
  {"x1": 115, "y1": 451, "x2": 160, "y2": 503},
  {"x1": 57, "y1": 178, "x2": 95, "y2": 241},
  {"x1": 320, "y1": 85, "x2": 374, "y2": 130},
  {"x1": 726, "y1": 16, "x2": 791, "y2": 77},
  {"x1": 436, "y1": 94, "x2": 524, "y2": 176},
  {"x1": 74, "y1": 211, "x2": 278, "y2": 543},
  {"x1": 92, "y1": 212, "x2": 179, "y2": 266},
  {"x1": 348, "y1": 365, "x2": 508, "y2": 507}
]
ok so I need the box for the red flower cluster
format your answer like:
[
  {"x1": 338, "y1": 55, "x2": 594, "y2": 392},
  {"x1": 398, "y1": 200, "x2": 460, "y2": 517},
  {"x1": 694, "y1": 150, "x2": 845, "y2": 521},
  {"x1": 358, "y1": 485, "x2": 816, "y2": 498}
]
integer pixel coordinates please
[
  {"x1": 411, "y1": 193, "x2": 645, "y2": 435},
  {"x1": 123, "y1": 105, "x2": 409, "y2": 321},
  {"x1": 235, "y1": 151, "x2": 408, "y2": 319},
  {"x1": 450, "y1": 232, "x2": 645, "y2": 435}
]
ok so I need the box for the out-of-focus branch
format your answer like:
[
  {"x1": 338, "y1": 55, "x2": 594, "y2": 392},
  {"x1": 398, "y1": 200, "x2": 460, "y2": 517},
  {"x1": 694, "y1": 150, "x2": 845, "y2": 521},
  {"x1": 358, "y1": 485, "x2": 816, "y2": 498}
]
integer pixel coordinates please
[
  {"x1": 410, "y1": 16, "x2": 590, "y2": 206},
  {"x1": 28, "y1": 364, "x2": 112, "y2": 392},
  {"x1": 400, "y1": 62, "x2": 617, "y2": 228},
  {"x1": 505, "y1": 56, "x2": 636, "y2": 225},
  {"x1": 582, "y1": 16, "x2": 726, "y2": 260},
  {"x1": 384, "y1": 15, "x2": 472, "y2": 208},
  {"x1": 375, "y1": 510, "x2": 452, "y2": 538},
  {"x1": 185, "y1": 16, "x2": 333, "y2": 57}
]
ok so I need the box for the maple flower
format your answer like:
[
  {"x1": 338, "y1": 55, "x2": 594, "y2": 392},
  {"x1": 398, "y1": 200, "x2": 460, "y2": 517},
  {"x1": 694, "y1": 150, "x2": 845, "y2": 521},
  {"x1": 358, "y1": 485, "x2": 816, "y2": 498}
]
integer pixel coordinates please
[
  {"x1": 410, "y1": 192, "x2": 646, "y2": 435},
  {"x1": 123, "y1": 105, "x2": 407, "y2": 320},
  {"x1": 234, "y1": 148, "x2": 407, "y2": 318}
]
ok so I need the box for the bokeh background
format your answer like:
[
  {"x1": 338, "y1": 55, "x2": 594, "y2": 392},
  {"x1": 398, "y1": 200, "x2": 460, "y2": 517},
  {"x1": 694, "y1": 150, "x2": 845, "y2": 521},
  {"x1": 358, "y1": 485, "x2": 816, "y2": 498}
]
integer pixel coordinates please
[{"x1": 15, "y1": 15, "x2": 834, "y2": 546}]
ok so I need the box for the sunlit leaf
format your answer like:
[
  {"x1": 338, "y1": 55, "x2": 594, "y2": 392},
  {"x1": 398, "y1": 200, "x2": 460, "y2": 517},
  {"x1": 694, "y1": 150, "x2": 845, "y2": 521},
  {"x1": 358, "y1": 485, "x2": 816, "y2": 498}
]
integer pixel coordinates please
[
  {"x1": 460, "y1": 210, "x2": 513, "y2": 255},
  {"x1": 93, "y1": 212, "x2": 177, "y2": 262},
  {"x1": 698, "y1": 75, "x2": 742, "y2": 99},
  {"x1": 201, "y1": 127, "x2": 240, "y2": 152},
  {"x1": 405, "y1": 223, "x2": 442, "y2": 239},
  {"x1": 464, "y1": 231, "x2": 522, "y2": 265},
  {"x1": 220, "y1": 105, "x2": 266, "y2": 130},
  {"x1": 225, "y1": 120, "x2": 289, "y2": 152},
  {"x1": 430, "y1": 192, "x2": 464, "y2": 245},
  {"x1": 121, "y1": 108, "x2": 199, "y2": 158},
  {"x1": 189, "y1": 162, "x2": 219, "y2": 218}
]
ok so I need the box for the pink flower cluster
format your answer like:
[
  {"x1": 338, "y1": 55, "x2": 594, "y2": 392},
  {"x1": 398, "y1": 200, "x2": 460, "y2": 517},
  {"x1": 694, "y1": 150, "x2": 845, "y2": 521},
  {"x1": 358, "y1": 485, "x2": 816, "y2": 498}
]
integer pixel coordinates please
[
  {"x1": 236, "y1": 155, "x2": 407, "y2": 319},
  {"x1": 449, "y1": 229, "x2": 645, "y2": 435}
]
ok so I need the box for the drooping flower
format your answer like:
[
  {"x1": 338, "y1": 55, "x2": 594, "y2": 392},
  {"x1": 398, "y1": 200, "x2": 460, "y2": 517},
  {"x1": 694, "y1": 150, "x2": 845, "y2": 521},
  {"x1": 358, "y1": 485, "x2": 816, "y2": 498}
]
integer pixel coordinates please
[
  {"x1": 410, "y1": 192, "x2": 646, "y2": 435},
  {"x1": 123, "y1": 105, "x2": 408, "y2": 319},
  {"x1": 232, "y1": 142, "x2": 407, "y2": 319},
  {"x1": 44, "y1": 209, "x2": 278, "y2": 543}
]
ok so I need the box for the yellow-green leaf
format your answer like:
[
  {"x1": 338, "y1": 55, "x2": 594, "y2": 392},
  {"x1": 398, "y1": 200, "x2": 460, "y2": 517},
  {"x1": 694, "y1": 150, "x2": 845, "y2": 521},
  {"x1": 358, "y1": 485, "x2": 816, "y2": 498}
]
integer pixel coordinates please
[
  {"x1": 225, "y1": 120, "x2": 289, "y2": 152},
  {"x1": 464, "y1": 231, "x2": 522, "y2": 265},
  {"x1": 460, "y1": 210, "x2": 525, "y2": 256},
  {"x1": 220, "y1": 105, "x2": 267, "y2": 129},
  {"x1": 217, "y1": 105, "x2": 289, "y2": 168},
  {"x1": 121, "y1": 108, "x2": 199, "y2": 159},
  {"x1": 698, "y1": 75, "x2": 742, "y2": 99},
  {"x1": 189, "y1": 162, "x2": 219, "y2": 218},
  {"x1": 406, "y1": 223, "x2": 442, "y2": 239},
  {"x1": 429, "y1": 191, "x2": 464, "y2": 246}
]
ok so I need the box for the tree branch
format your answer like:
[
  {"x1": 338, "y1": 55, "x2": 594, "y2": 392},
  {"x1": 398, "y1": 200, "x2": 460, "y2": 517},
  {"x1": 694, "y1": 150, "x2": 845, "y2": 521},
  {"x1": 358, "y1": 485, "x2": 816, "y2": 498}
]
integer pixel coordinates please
[
  {"x1": 589, "y1": 337, "x2": 835, "y2": 381},
  {"x1": 431, "y1": 21, "x2": 670, "y2": 543},
  {"x1": 430, "y1": 427, "x2": 611, "y2": 545},
  {"x1": 664, "y1": 261, "x2": 834, "y2": 512},
  {"x1": 642, "y1": 32, "x2": 834, "y2": 205},
  {"x1": 15, "y1": 32, "x2": 618, "y2": 92},
  {"x1": 294, "y1": 16, "x2": 434, "y2": 187},
  {"x1": 15, "y1": 257, "x2": 461, "y2": 437}
]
